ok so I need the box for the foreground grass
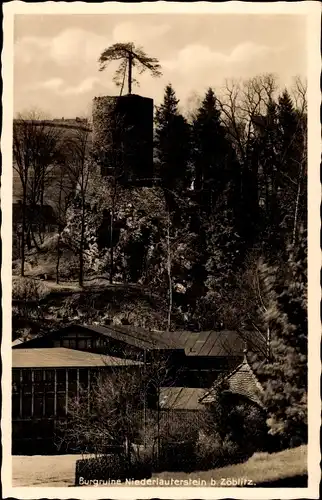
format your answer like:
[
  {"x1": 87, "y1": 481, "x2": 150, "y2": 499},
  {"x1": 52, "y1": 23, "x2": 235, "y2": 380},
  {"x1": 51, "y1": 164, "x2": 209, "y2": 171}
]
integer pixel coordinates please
[
  {"x1": 154, "y1": 445, "x2": 307, "y2": 487},
  {"x1": 12, "y1": 445, "x2": 307, "y2": 488}
]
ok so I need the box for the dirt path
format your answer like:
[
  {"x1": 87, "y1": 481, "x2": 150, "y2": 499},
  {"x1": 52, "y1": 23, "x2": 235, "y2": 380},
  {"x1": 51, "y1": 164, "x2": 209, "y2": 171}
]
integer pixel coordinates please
[{"x1": 13, "y1": 454, "x2": 83, "y2": 487}]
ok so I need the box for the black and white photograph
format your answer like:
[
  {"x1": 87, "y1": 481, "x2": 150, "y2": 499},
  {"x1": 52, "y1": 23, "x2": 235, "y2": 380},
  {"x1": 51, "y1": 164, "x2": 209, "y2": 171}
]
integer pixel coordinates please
[{"x1": 1, "y1": 2, "x2": 320, "y2": 498}]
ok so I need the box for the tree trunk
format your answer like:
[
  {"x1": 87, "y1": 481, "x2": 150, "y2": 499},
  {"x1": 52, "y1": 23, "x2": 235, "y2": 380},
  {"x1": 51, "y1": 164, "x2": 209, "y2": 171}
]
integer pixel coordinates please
[
  {"x1": 56, "y1": 233, "x2": 61, "y2": 284},
  {"x1": 110, "y1": 181, "x2": 117, "y2": 285},
  {"x1": 56, "y1": 171, "x2": 64, "y2": 285},
  {"x1": 166, "y1": 211, "x2": 172, "y2": 332},
  {"x1": 292, "y1": 162, "x2": 303, "y2": 245},
  {"x1": 110, "y1": 208, "x2": 114, "y2": 285},
  {"x1": 143, "y1": 349, "x2": 147, "y2": 449},
  {"x1": 21, "y1": 190, "x2": 27, "y2": 277},
  {"x1": 156, "y1": 386, "x2": 161, "y2": 470},
  {"x1": 79, "y1": 205, "x2": 85, "y2": 287},
  {"x1": 128, "y1": 52, "x2": 132, "y2": 95}
]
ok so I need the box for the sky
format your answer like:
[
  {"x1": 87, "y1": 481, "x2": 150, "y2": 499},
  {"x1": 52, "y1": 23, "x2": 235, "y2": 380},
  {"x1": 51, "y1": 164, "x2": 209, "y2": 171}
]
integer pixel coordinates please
[{"x1": 14, "y1": 14, "x2": 307, "y2": 118}]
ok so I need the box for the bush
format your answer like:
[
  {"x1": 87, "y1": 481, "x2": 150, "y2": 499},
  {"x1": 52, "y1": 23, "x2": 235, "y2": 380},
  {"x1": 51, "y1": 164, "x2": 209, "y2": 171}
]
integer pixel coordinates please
[
  {"x1": 196, "y1": 431, "x2": 224, "y2": 469},
  {"x1": 12, "y1": 277, "x2": 50, "y2": 301},
  {"x1": 75, "y1": 454, "x2": 151, "y2": 486},
  {"x1": 197, "y1": 395, "x2": 269, "y2": 469},
  {"x1": 159, "y1": 440, "x2": 197, "y2": 472},
  {"x1": 58, "y1": 255, "x2": 80, "y2": 280}
]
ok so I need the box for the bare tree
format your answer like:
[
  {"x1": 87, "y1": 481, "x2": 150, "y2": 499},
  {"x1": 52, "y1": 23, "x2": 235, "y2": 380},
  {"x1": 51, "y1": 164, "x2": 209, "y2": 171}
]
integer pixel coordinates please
[
  {"x1": 291, "y1": 75, "x2": 307, "y2": 115},
  {"x1": 63, "y1": 124, "x2": 92, "y2": 286},
  {"x1": 13, "y1": 112, "x2": 64, "y2": 275},
  {"x1": 290, "y1": 76, "x2": 307, "y2": 245},
  {"x1": 60, "y1": 348, "x2": 180, "y2": 470},
  {"x1": 66, "y1": 365, "x2": 144, "y2": 463},
  {"x1": 218, "y1": 73, "x2": 278, "y2": 163},
  {"x1": 54, "y1": 162, "x2": 76, "y2": 284}
]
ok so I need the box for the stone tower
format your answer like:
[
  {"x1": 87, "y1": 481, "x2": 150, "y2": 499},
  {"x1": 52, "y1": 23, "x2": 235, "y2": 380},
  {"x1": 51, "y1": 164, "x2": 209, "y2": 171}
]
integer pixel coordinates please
[{"x1": 92, "y1": 94, "x2": 154, "y2": 184}]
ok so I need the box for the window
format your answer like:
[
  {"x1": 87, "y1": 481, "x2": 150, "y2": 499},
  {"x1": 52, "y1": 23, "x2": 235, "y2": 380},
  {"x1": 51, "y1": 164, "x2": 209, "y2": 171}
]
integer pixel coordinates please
[
  {"x1": 86, "y1": 338, "x2": 92, "y2": 349},
  {"x1": 34, "y1": 396, "x2": 44, "y2": 417},
  {"x1": 12, "y1": 371, "x2": 20, "y2": 394},
  {"x1": 45, "y1": 370, "x2": 55, "y2": 393},
  {"x1": 34, "y1": 370, "x2": 44, "y2": 393},
  {"x1": 62, "y1": 338, "x2": 70, "y2": 348},
  {"x1": 45, "y1": 395, "x2": 55, "y2": 417},
  {"x1": 12, "y1": 370, "x2": 20, "y2": 386},
  {"x1": 79, "y1": 369, "x2": 88, "y2": 389},
  {"x1": 22, "y1": 395, "x2": 32, "y2": 418},
  {"x1": 12, "y1": 394, "x2": 20, "y2": 418},
  {"x1": 56, "y1": 370, "x2": 66, "y2": 392},
  {"x1": 57, "y1": 395, "x2": 66, "y2": 416},
  {"x1": 22, "y1": 378, "x2": 32, "y2": 396},
  {"x1": 90, "y1": 370, "x2": 98, "y2": 389},
  {"x1": 78, "y1": 339, "x2": 86, "y2": 349},
  {"x1": 68, "y1": 369, "x2": 77, "y2": 396},
  {"x1": 22, "y1": 370, "x2": 31, "y2": 384},
  {"x1": 69, "y1": 339, "x2": 77, "y2": 349}
]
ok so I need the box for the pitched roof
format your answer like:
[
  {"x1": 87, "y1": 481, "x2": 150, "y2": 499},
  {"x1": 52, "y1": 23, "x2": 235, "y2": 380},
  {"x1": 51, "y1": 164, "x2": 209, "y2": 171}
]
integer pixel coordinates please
[
  {"x1": 159, "y1": 387, "x2": 207, "y2": 411},
  {"x1": 200, "y1": 354, "x2": 265, "y2": 408},
  {"x1": 12, "y1": 347, "x2": 142, "y2": 368},
  {"x1": 85, "y1": 324, "x2": 175, "y2": 350},
  {"x1": 15, "y1": 323, "x2": 266, "y2": 358},
  {"x1": 52, "y1": 324, "x2": 266, "y2": 356}
]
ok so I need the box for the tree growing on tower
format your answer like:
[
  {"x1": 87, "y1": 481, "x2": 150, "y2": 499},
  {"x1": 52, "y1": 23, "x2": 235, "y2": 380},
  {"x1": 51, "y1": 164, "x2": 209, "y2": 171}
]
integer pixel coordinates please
[{"x1": 98, "y1": 42, "x2": 162, "y2": 95}]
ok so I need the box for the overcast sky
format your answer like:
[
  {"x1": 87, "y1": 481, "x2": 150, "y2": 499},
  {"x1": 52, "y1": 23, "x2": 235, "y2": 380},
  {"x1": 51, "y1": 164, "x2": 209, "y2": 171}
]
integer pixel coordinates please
[{"x1": 14, "y1": 14, "x2": 307, "y2": 118}]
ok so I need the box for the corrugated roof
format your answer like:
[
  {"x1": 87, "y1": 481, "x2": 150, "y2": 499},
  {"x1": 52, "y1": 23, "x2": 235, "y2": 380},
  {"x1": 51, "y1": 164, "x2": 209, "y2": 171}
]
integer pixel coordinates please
[
  {"x1": 159, "y1": 387, "x2": 206, "y2": 411},
  {"x1": 82, "y1": 324, "x2": 173, "y2": 350},
  {"x1": 84, "y1": 325, "x2": 266, "y2": 356},
  {"x1": 200, "y1": 355, "x2": 264, "y2": 408},
  {"x1": 12, "y1": 348, "x2": 142, "y2": 368},
  {"x1": 16, "y1": 323, "x2": 266, "y2": 358}
]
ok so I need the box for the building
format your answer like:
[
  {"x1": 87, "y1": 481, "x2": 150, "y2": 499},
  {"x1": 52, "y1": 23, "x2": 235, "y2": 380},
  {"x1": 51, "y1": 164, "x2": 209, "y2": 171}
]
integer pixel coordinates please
[
  {"x1": 12, "y1": 347, "x2": 142, "y2": 454},
  {"x1": 13, "y1": 203, "x2": 58, "y2": 234},
  {"x1": 12, "y1": 323, "x2": 266, "y2": 453},
  {"x1": 200, "y1": 351, "x2": 265, "y2": 409}
]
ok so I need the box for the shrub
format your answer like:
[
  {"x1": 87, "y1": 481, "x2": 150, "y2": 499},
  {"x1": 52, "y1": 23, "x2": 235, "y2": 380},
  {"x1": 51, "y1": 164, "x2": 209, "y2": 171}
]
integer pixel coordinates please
[
  {"x1": 195, "y1": 430, "x2": 224, "y2": 469},
  {"x1": 12, "y1": 277, "x2": 50, "y2": 301},
  {"x1": 198, "y1": 393, "x2": 269, "y2": 469},
  {"x1": 75, "y1": 453, "x2": 151, "y2": 486}
]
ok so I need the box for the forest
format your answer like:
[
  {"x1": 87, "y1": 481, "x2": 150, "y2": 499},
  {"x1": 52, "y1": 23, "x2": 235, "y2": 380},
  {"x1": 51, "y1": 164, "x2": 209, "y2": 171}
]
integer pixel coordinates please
[{"x1": 12, "y1": 71, "x2": 307, "y2": 448}]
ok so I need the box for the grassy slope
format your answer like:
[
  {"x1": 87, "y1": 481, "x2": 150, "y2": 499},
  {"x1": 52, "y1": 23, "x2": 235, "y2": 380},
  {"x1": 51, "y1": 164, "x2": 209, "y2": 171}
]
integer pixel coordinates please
[
  {"x1": 12, "y1": 445, "x2": 307, "y2": 488},
  {"x1": 155, "y1": 445, "x2": 307, "y2": 486}
]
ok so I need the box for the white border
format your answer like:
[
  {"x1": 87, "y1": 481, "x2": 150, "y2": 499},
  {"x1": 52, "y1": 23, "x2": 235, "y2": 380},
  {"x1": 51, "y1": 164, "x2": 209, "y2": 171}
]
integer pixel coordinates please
[{"x1": 2, "y1": 2, "x2": 321, "y2": 499}]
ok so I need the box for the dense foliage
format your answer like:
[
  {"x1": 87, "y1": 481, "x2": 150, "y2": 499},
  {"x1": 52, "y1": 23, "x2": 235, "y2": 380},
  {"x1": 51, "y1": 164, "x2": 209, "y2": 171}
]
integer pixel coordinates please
[
  {"x1": 13, "y1": 74, "x2": 308, "y2": 449},
  {"x1": 254, "y1": 229, "x2": 308, "y2": 448}
]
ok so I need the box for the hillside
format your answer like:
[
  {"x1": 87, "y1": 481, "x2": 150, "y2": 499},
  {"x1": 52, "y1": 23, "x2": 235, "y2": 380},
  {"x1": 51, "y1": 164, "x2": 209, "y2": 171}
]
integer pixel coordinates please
[{"x1": 12, "y1": 274, "x2": 177, "y2": 340}]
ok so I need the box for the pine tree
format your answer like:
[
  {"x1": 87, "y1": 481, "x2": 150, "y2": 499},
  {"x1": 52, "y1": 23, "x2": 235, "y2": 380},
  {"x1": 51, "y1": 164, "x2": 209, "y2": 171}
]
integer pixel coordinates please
[
  {"x1": 154, "y1": 84, "x2": 191, "y2": 209},
  {"x1": 256, "y1": 99, "x2": 283, "y2": 251},
  {"x1": 190, "y1": 89, "x2": 246, "y2": 329},
  {"x1": 192, "y1": 88, "x2": 230, "y2": 214},
  {"x1": 258, "y1": 227, "x2": 307, "y2": 448},
  {"x1": 98, "y1": 42, "x2": 162, "y2": 95}
]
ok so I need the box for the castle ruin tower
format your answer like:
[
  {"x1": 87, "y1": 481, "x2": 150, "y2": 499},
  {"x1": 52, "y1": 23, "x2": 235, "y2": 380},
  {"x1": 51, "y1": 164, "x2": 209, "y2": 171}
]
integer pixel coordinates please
[{"x1": 92, "y1": 94, "x2": 154, "y2": 185}]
